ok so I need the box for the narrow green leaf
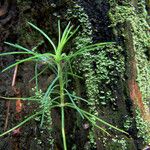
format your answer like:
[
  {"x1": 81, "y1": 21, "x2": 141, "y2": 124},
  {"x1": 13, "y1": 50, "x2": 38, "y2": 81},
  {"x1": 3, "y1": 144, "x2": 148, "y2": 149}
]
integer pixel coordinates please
[
  {"x1": 0, "y1": 52, "x2": 31, "y2": 56},
  {"x1": 84, "y1": 114, "x2": 110, "y2": 135},
  {"x1": 32, "y1": 40, "x2": 44, "y2": 51},
  {"x1": 60, "y1": 22, "x2": 71, "y2": 44},
  {"x1": 81, "y1": 109, "x2": 128, "y2": 135},
  {"x1": 40, "y1": 76, "x2": 59, "y2": 127},
  {"x1": 65, "y1": 89, "x2": 84, "y2": 119},
  {"x1": 28, "y1": 22, "x2": 56, "y2": 52},
  {"x1": 67, "y1": 42, "x2": 115, "y2": 60},
  {"x1": 5, "y1": 42, "x2": 35, "y2": 54},
  {"x1": 58, "y1": 20, "x2": 61, "y2": 45},
  {"x1": 29, "y1": 66, "x2": 48, "y2": 82},
  {"x1": 67, "y1": 93, "x2": 89, "y2": 103},
  {"x1": 0, "y1": 111, "x2": 42, "y2": 137},
  {"x1": 57, "y1": 22, "x2": 72, "y2": 53},
  {"x1": 0, "y1": 96, "x2": 41, "y2": 101},
  {"x1": 67, "y1": 104, "x2": 128, "y2": 135},
  {"x1": 2, "y1": 55, "x2": 42, "y2": 72},
  {"x1": 0, "y1": 104, "x2": 59, "y2": 137},
  {"x1": 68, "y1": 72, "x2": 83, "y2": 79},
  {"x1": 66, "y1": 26, "x2": 80, "y2": 43}
]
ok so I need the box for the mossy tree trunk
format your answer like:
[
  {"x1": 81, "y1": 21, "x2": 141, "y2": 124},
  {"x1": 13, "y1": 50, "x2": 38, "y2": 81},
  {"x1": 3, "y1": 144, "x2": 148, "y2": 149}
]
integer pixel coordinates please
[{"x1": 0, "y1": 0, "x2": 149, "y2": 150}]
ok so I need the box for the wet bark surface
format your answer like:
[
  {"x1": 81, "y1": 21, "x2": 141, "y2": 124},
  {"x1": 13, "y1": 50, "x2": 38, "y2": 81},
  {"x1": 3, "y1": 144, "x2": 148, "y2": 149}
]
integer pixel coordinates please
[{"x1": 0, "y1": 0, "x2": 149, "y2": 150}]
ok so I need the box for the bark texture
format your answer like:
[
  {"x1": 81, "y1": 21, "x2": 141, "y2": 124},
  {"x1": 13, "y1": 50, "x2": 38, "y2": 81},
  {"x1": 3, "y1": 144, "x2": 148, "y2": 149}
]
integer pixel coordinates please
[{"x1": 0, "y1": 0, "x2": 149, "y2": 150}]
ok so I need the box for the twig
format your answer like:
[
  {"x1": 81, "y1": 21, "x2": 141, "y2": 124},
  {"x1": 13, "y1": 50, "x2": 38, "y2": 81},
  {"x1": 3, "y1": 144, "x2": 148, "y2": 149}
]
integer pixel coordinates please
[
  {"x1": 4, "y1": 100, "x2": 10, "y2": 131},
  {"x1": 12, "y1": 64, "x2": 18, "y2": 87},
  {"x1": 4, "y1": 64, "x2": 18, "y2": 131}
]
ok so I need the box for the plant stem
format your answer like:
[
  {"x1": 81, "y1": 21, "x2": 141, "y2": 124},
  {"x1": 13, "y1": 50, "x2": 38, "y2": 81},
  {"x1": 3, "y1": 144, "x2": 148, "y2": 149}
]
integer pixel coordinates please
[
  {"x1": 61, "y1": 107, "x2": 67, "y2": 150},
  {"x1": 57, "y1": 62, "x2": 67, "y2": 150}
]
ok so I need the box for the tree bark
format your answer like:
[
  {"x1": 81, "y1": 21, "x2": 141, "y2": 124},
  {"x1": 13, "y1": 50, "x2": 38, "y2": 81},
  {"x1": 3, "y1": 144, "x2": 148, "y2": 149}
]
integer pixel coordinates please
[{"x1": 0, "y1": 0, "x2": 149, "y2": 150}]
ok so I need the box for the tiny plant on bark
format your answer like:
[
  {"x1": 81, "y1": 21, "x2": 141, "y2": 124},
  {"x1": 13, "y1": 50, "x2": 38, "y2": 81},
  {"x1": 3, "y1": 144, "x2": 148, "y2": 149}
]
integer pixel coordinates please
[{"x1": 0, "y1": 21, "x2": 127, "y2": 150}]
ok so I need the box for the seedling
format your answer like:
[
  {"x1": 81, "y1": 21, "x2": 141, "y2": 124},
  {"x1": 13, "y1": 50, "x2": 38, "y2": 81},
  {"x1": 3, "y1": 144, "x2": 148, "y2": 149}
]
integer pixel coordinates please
[{"x1": 0, "y1": 21, "x2": 127, "y2": 150}]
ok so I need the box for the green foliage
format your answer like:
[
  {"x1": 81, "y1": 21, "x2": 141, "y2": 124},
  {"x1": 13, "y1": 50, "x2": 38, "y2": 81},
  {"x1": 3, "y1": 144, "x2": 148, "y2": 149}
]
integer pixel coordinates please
[
  {"x1": 103, "y1": 135, "x2": 136, "y2": 150},
  {"x1": 135, "y1": 108, "x2": 150, "y2": 143},
  {"x1": 109, "y1": 0, "x2": 150, "y2": 144},
  {"x1": 111, "y1": 137, "x2": 127, "y2": 150},
  {"x1": 66, "y1": 1, "x2": 126, "y2": 148},
  {"x1": 123, "y1": 116, "x2": 132, "y2": 131},
  {"x1": 0, "y1": 21, "x2": 127, "y2": 150},
  {"x1": 66, "y1": 2, "x2": 97, "y2": 147}
]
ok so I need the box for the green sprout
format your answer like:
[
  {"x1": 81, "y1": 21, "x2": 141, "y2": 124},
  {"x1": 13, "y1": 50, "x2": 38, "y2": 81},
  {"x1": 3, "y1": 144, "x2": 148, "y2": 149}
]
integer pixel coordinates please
[{"x1": 0, "y1": 21, "x2": 127, "y2": 150}]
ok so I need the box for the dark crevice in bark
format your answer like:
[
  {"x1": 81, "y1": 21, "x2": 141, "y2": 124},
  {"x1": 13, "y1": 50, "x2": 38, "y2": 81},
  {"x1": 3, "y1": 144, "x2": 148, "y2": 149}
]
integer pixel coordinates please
[{"x1": 76, "y1": 0, "x2": 113, "y2": 42}]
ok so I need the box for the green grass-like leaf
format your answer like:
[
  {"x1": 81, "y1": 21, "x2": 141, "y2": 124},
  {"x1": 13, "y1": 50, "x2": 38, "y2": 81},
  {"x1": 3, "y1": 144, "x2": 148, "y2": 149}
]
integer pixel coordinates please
[
  {"x1": 2, "y1": 55, "x2": 42, "y2": 72},
  {"x1": 65, "y1": 89, "x2": 84, "y2": 119},
  {"x1": 5, "y1": 42, "x2": 36, "y2": 54},
  {"x1": 67, "y1": 103, "x2": 128, "y2": 135},
  {"x1": 40, "y1": 76, "x2": 58, "y2": 127},
  {"x1": 0, "y1": 52, "x2": 31, "y2": 56},
  {"x1": 28, "y1": 22, "x2": 56, "y2": 52},
  {"x1": 0, "y1": 111, "x2": 42, "y2": 137}
]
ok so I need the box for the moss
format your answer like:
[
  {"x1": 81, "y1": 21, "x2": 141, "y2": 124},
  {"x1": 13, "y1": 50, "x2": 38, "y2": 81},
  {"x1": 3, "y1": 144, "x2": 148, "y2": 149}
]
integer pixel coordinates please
[
  {"x1": 135, "y1": 108, "x2": 150, "y2": 144},
  {"x1": 123, "y1": 115, "x2": 133, "y2": 131},
  {"x1": 103, "y1": 135, "x2": 136, "y2": 150},
  {"x1": 32, "y1": 87, "x2": 54, "y2": 148},
  {"x1": 66, "y1": 2, "x2": 97, "y2": 148},
  {"x1": 109, "y1": 6, "x2": 135, "y2": 27},
  {"x1": 109, "y1": 0, "x2": 150, "y2": 144},
  {"x1": 66, "y1": 1, "x2": 126, "y2": 149},
  {"x1": 81, "y1": 45, "x2": 125, "y2": 108}
]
